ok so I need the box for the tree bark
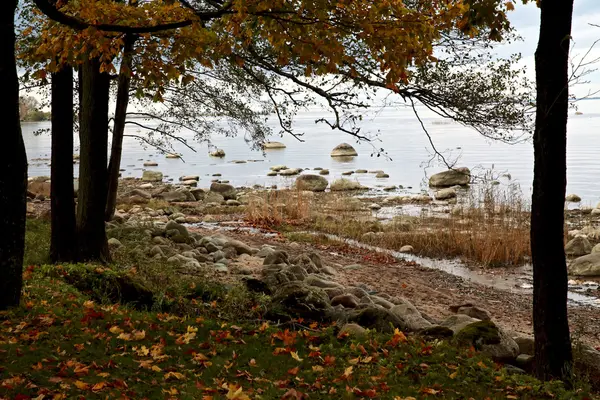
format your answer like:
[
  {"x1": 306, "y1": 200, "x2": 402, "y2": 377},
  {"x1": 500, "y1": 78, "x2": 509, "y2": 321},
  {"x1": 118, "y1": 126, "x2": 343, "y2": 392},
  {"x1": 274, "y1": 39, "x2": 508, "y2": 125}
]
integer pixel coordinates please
[
  {"x1": 0, "y1": 0, "x2": 28, "y2": 310},
  {"x1": 106, "y1": 34, "x2": 136, "y2": 221},
  {"x1": 50, "y1": 66, "x2": 77, "y2": 262},
  {"x1": 531, "y1": 0, "x2": 574, "y2": 383},
  {"x1": 77, "y1": 58, "x2": 110, "y2": 262}
]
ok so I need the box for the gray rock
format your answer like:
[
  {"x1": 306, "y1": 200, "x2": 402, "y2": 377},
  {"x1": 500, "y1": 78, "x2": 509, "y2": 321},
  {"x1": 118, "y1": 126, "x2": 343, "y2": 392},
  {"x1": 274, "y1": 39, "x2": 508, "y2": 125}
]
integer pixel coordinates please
[
  {"x1": 565, "y1": 194, "x2": 582, "y2": 202},
  {"x1": 375, "y1": 172, "x2": 389, "y2": 178},
  {"x1": 264, "y1": 250, "x2": 289, "y2": 266},
  {"x1": 339, "y1": 323, "x2": 367, "y2": 338},
  {"x1": 224, "y1": 239, "x2": 254, "y2": 255},
  {"x1": 279, "y1": 168, "x2": 301, "y2": 176},
  {"x1": 319, "y1": 169, "x2": 330, "y2": 176},
  {"x1": 214, "y1": 263, "x2": 229, "y2": 273},
  {"x1": 355, "y1": 169, "x2": 368, "y2": 174},
  {"x1": 440, "y1": 314, "x2": 481, "y2": 333},
  {"x1": 189, "y1": 188, "x2": 205, "y2": 201},
  {"x1": 346, "y1": 306, "x2": 404, "y2": 333},
  {"x1": 165, "y1": 220, "x2": 189, "y2": 238},
  {"x1": 305, "y1": 275, "x2": 344, "y2": 289},
  {"x1": 331, "y1": 294, "x2": 360, "y2": 308},
  {"x1": 226, "y1": 199, "x2": 241, "y2": 206},
  {"x1": 142, "y1": 170, "x2": 163, "y2": 182},
  {"x1": 270, "y1": 282, "x2": 332, "y2": 321},
  {"x1": 331, "y1": 143, "x2": 358, "y2": 157},
  {"x1": 321, "y1": 266, "x2": 337, "y2": 276},
  {"x1": 210, "y1": 182, "x2": 237, "y2": 200},
  {"x1": 263, "y1": 141, "x2": 286, "y2": 149},
  {"x1": 342, "y1": 171, "x2": 354, "y2": 176},
  {"x1": 204, "y1": 191, "x2": 225, "y2": 204},
  {"x1": 152, "y1": 236, "x2": 169, "y2": 245},
  {"x1": 512, "y1": 335, "x2": 535, "y2": 356},
  {"x1": 270, "y1": 165, "x2": 288, "y2": 171},
  {"x1": 130, "y1": 188, "x2": 152, "y2": 199},
  {"x1": 370, "y1": 296, "x2": 395, "y2": 309},
  {"x1": 434, "y1": 188, "x2": 457, "y2": 200},
  {"x1": 389, "y1": 305, "x2": 433, "y2": 332},
  {"x1": 428, "y1": 167, "x2": 470, "y2": 187},
  {"x1": 346, "y1": 286, "x2": 370, "y2": 299},
  {"x1": 157, "y1": 190, "x2": 193, "y2": 202},
  {"x1": 565, "y1": 236, "x2": 592, "y2": 257},
  {"x1": 568, "y1": 252, "x2": 600, "y2": 276},
  {"x1": 295, "y1": 174, "x2": 329, "y2": 192},
  {"x1": 330, "y1": 179, "x2": 365, "y2": 191},
  {"x1": 256, "y1": 246, "x2": 275, "y2": 258},
  {"x1": 344, "y1": 264, "x2": 363, "y2": 271},
  {"x1": 324, "y1": 287, "x2": 345, "y2": 299},
  {"x1": 369, "y1": 203, "x2": 382, "y2": 211},
  {"x1": 575, "y1": 345, "x2": 600, "y2": 388}
]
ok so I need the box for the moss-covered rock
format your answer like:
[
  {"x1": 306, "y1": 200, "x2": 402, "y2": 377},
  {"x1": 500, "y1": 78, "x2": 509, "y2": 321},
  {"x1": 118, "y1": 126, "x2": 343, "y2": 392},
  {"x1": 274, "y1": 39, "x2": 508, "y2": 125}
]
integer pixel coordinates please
[
  {"x1": 268, "y1": 282, "x2": 332, "y2": 321},
  {"x1": 455, "y1": 320, "x2": 519, "y2": 362}
]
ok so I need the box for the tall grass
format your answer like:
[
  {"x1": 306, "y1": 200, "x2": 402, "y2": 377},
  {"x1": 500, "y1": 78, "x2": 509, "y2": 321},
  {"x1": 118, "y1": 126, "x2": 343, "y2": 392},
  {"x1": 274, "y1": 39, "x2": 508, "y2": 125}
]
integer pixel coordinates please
[{"x1": 244, "y1": 189, "x2": 312, "y2": 227}]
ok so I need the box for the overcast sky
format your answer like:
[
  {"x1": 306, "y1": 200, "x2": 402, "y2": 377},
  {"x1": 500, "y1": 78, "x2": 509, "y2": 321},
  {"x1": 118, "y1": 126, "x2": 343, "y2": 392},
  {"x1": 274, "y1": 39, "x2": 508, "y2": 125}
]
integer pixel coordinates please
[{"x1": 504, "y1": 1, "x2": 600, "y2": 98}]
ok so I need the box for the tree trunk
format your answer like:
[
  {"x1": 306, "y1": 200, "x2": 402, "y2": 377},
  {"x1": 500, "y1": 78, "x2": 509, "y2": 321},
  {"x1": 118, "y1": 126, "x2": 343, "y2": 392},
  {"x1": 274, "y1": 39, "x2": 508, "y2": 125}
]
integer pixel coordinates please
[
  {"x1": 0, "y1": 0, "x2": 28, "y2": 310},
  {"x1": 50, "y1": 66, "x2": 77, "y2": 262},
  {"x1": 531, "y1": 0, "x2": 574, "y2": 383},
  {"x1": 77, "y1": 57, "x2": 110, "y2": 262},
  {"x1": 106, "y1": 34, "x2": 136, "y2": 221}
]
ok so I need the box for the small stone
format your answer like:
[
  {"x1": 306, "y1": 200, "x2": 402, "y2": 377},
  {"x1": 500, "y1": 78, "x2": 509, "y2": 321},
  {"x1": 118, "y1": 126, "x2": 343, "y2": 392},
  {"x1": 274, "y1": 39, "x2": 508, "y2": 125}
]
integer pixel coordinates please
[
  {"x1": 209, "y1": 149, "x2": 226, "y2": 157},
  {"x1": 355, "y1": 169, "x2": 368, "y2": 173},
  {"x1": 226, "y1": 199, "x2": 241, "y2": 206},
  {"x1": 342, "y1": 171, "x2": 354, "y2": 176},
  {"x1": 143, "y1": 161, "x2": 158, "y2": 167},
  {"x1": 319, "y1": 169, "x2": 330, "y2": 176},
  {"x1": 331, "y1": 294, "x2": 360, "y2": 308},
  {"x1": 369, "y1": 203, "x2": 381, "y2": 211},
  {"x1": 166, "y1": 153, "x2": 180, "y2": 159},
  {"x1": 267, "y1": 171, "x2": 278, "y2": 176},
  {"x1": 107, "y1": 238, "x2": 122, "y2": 248},
  {"x1": 262, "y1": 141, "x2": 286, "y2": 149},
  {"x1": 344, "y1": 264, "x2": 362, "y2": 270},
  {"x1": 339, "y1": 323, "x2": 367, "y2": 338},
  {"x1": 435, "y1": 188, "x2": 457, "y2": 200},
  {"x1": 566, "y1": 194, "x2": 581, "y2": 202},
  {"x1": 399, "y1": 245, "x2": 414, "y2": 253},
  {"x1": 139, "y1": 183, "x2": 153, "y2": 189},
  {"x1": 375, "y1": 172, "x2": 389, "y2": 178},
  {"x1": 383, "y1": 186, "x2": 397, "y2": 191},
  {"x1": 142, "y1": 170, "x2": 163, "y2": 182}
]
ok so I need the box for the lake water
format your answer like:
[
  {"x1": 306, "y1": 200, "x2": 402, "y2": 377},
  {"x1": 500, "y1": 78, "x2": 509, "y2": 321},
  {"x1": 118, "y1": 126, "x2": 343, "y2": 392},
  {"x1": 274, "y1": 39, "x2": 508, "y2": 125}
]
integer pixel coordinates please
[{"x1": 22, "y1": 99, "x2": 600, "y2": 205}]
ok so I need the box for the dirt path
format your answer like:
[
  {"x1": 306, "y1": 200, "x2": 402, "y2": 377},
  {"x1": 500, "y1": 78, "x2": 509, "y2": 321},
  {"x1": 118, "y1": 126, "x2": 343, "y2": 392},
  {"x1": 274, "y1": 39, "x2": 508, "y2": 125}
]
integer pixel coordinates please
[{"x1": 192, "y1": 225, "x2": 600, "y2": 349}]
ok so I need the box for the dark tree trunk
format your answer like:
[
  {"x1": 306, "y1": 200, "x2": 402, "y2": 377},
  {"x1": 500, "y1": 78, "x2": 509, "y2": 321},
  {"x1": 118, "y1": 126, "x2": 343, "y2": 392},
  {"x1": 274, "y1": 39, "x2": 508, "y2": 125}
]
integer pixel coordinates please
[
  {"x1": 0, "y1": 0, "x2": 27, "y2": 310},
  {"x1": 106, "y1": 34, "x2": 136, "y2": 221},
  {"x1": 531, "y1": 0, "x2": 575, "y2": 383},
  {"x1": 77, "y1": 58, "x2": 110, "y2": 262},
  {"x1": 50, "y1": 66, "x2": 77, "y2": 262}
]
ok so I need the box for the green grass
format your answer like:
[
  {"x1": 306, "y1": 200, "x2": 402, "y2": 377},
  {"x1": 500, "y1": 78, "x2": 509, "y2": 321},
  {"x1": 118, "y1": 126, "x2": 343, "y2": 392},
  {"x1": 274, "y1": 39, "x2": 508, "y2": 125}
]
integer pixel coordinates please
[{"x1": 0, "y1": 274, "x2": 593, "y2": 399}]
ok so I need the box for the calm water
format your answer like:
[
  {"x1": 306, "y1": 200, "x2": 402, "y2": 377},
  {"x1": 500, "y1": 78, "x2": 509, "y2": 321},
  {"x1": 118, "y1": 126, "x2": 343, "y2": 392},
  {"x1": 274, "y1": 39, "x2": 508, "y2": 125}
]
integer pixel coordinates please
[{"x1": 22, "y1": 100, "x2": 600, "y2": 205}]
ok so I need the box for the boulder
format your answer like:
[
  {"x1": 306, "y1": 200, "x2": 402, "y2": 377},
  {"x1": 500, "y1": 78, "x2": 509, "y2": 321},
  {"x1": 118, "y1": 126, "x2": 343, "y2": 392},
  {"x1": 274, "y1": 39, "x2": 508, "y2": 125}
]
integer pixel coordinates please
[
  {"x1": 190, "y1": 188, "x2": 206, "y2": 201},
  {"x1": 130, "y1": 188, "x2": 152, "y2": 199},
  {"x1": 270, "y1": 165, "x2": 288, "y2": 172},
  {"x1": 27, "y1": 181, "x2": 51, "y2": 197},
  {"x1": 428, "y1": 167, "x2": 470, "y2": 188},
  {"x1": 434, "y1": 188, "x2": 457, "y2": 200},
  {"x1": 566, "y1": 194, "x2": 582, "y2": 202},
  {"x1": 165, "y1": 220, "x2": 189, "y2": 238},
  {"x1": 455, "y1": 321, "x2": 519, "y2": 362},
  {"x1": 440, "y1": 314, "x2": 480, "y2": 333},
  {"x1": 224, "y1": 239, "x2": 254, "y2": 255},
  {"x1": 568, "y1": 252, "x2": 600, "y2": 276},
  {"x1": 346, "y1": 306, "x2": 404, "y2": 333},
  {"x1": 330, "y1": 178, "x2": 365, "y2": 191},
  {"x1": 389, "y1": 304, "x2": 433, "y2": 332},
  {"x1": 324, "y1": 287, "x2": 345, "y2": 299},
  {"x1": 575, "y1": 345, "x2": 600, "y2": 389},
  {"x1": 166, "y1": 153, "x2": 180, "y2": 159},
  {"x1": 319, "y1": 169, "x2": 330, "y2": 176},
  {"x1": 204, "y1": 191, "x2": 225, "y2": 204},
  {"x1": 264, "y1": 250, "x2": 289, "y2": 266},
  {"x1": 451, "y1": 304, "x2": 492, "y2": 321},
  {"x1": 107, "y1": 238, "x2": 122, "y2": 249},
  {"x1": 331, "y1": 143, "x2": 358, "y2": 157},
  {"x1": 593, "y1": 243, "x2": 600, "y2": 254},
  {"x1": 512, "y1": 334, "x2": 535, "y2": 355},
  {"x1": 269, "y1": 282, "x2": 332, "y2": 321},
  {"x1": 142, "y1": 170, "x2": 163, "y2": 182},
  {"x1": 279, "y1": 168, "x2": 301, "y2": 176},
  {"x1": 295, "y1": 174, "x2": 328, "y2": 192},
  {"x1": 263, "y1": 141, "x2": 287, "y2": 149},
  {"x1": 375, "y1": 172, "x2": 389, "y2": 178},
  {"x1": 565, "y1": 236, "x2": 592, "y2": 257},
  {"x1": 156, "y1": 190, "x2": 194, "y2": 202},
  {"x1": 210, "y1": 182, "x2": 237, "y2": 200},
  {"x1": 331, "y1": 294, "x2": 360, "y2": 308},
  {"x1": 209, "y1": 149, "x2": 226, "y2": 157},
  {"x1": 339, "y1": 323, "x2": 368, "y2": 338}
]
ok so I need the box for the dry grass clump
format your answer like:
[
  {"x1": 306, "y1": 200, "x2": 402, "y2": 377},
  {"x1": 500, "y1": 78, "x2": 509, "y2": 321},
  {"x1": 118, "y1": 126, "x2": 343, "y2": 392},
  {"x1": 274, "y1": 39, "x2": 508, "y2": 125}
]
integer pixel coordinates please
[{"x1": 244, "y1": 189, "x2": 313, "y2": 227}]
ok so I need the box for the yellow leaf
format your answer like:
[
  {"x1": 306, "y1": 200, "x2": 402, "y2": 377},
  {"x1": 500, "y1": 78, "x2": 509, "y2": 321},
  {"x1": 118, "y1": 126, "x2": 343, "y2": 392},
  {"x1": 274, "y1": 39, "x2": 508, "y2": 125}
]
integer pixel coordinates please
[
  {"x1": 449, "y1": 371, "x2": 458, "y2": 379},
  {"x1": 225, "y1": 384, "x2": 251, "y2": 400},
  {"x1": 151, "y1": 365, "x2": 162, "y2": 372},
  {"x1": 312, "y1": 365, "x2": 324, "y2": 372},
  {"x1": 290, "y1": 351, "x2": 303, "y2": 362},
  {"x1": 74, "y1": 380, "x2": 89, "y2": 390},
  {"x1": 109, "y1": 326, "x2": 123, "y2": 334},
  {"x1": 164, "y1": 371, "x2": 186, "y2": 381},
  {"x1": 348, "y1": 358, "x2": 359, "y2": 365},
  {"x1": 163, "y1": 387, "x2": 178, "y2": 395},
  {"x1": 343, "y1": 366, "x2": 353, "y2": 378}
]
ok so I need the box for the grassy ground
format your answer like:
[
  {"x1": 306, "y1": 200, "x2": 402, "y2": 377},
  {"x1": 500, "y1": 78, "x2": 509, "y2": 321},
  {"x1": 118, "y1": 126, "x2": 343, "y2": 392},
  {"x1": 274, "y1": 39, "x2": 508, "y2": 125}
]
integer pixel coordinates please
[
  {"x1": 1, "y1": 273, "x2": 592, "y2": 400},
  {"x1": 0, "y1": 218, "x2": 595, "y2": 399}
]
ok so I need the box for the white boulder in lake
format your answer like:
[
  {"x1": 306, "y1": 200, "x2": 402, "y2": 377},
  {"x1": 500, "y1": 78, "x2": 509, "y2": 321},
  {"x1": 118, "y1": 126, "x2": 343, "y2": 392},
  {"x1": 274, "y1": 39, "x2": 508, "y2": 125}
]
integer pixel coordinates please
[
  {"x1": 279, "y1": 168, "x2": 301, "y2": 176},
  {"x1": 564, "y1": 236, "x2": 592, "y2": 257},
  {"x1": 434, "y1": 187, "x2": 457, "y2": 200},
  {"x1": 263, "y1": 141, "x2": 286, "y2": 149},
  {"x1": 568, "y1": 252, "x2": 600, "y2": 276},
  {"x1": 209, "y1": 149, "x2": 226, "y2": 157},
  {"x1": 295, "y1": 174, "x2": 328, "y2": 192},
  {"x1": 142, "y1": 170, "x2": 163, "y2": 182},
  {"x1": 565, "y1": 194, "x2": 581, "y2": 202},
  {"x1": 429, "y1": 167, "x2": 471, "y2": 187},
  {"x1": 331, "y1": 143, "x2": 358, "y2": 157}
]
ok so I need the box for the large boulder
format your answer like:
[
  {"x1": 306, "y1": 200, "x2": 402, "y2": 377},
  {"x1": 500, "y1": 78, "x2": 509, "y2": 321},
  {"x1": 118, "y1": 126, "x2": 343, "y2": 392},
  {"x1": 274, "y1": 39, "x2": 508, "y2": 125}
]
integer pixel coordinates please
[
  {"x1": 269, "y1": 282, "x2": 332, "y2": 321},
  {"x1": 27, "y1": 180, "x2": 51, "y2": 197},
  {"x1": 568, "y1": 252, "x2": 600, "y2": 276},
  {"x1": 330, "y1": 178, "x2": 366, "y2": 191},
  {"x1": 295, "y1": 174, "x2": 328, "y2": 192},
  {"x1": 331, "y1": 143, "x2": 358, "y2": 157},
  {"x1": 156, "y1": 189, "x2": 194, "y2": 202},
  {"x1": 455, "y1": 320, "x2": 519, "y2": 362},
  {"x1": 263, "y1": 141, "x2": 286, "y2": 149},
  {"x1": 565, "y1": 236, "x2": 592, "y2": 257},
  {"x1": 142, "y1": 170, "x2": 163, "y2": 182},
  {"x1": 210, "y1": 182, "x2": 237, "y2": 200},
  {"x1": 428, "y1": 167, "x2": 470, "y2": 187}
]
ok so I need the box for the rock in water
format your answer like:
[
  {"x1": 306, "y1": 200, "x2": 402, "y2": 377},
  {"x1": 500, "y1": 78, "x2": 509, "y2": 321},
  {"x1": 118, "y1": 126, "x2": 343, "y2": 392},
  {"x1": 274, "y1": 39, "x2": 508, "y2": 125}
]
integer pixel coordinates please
[
  {"x1": 209, "y1": 149, "x2": 226, "y2": 157},
  {"x1": 166, "y1": 153, "x2": 180, "y2": 159},
  {"x1": 330, "y1": 178, "x2": 365, "y2": 191},
  {"x1": 565, "y1": 193, "x2": 581, "y2": 202},
  {"x1": 210, "y1": 182, "x2": 237, "y2": 200},
  {"x1": 565, "y1": 236, "x2": 592, "y2": 257},
  {"x1": 262, "y1": 141, "x2": 287, "y2": 149},
  {"x1": 434, "y1": 188, "x2": 457, "y2": 200},
  {"x1": 142, "y1": 170, "x2": 163, "y2": 182},
  {"x1": 428, "y1": 167, "x2": 470, "y2": 187},
  {"x1": 568, "y1": 252, "x2": 600, "y2": 276},
  {"x1": 295, "y1": 174, "x2": 328, "y2": 192},
  {"x1": 331, "y1": 143, "x2": 358, "y2": 157}
]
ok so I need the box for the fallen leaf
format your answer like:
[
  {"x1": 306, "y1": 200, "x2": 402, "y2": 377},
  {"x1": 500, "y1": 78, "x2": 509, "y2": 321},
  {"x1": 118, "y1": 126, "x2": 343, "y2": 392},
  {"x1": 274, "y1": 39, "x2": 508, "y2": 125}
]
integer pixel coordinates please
[
  {"x1": 290, "y1": 351, "x2": 303, "y2": 362},
  {"x1": 74, "y1": 380, "x2": 89, "y2": 390}
]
